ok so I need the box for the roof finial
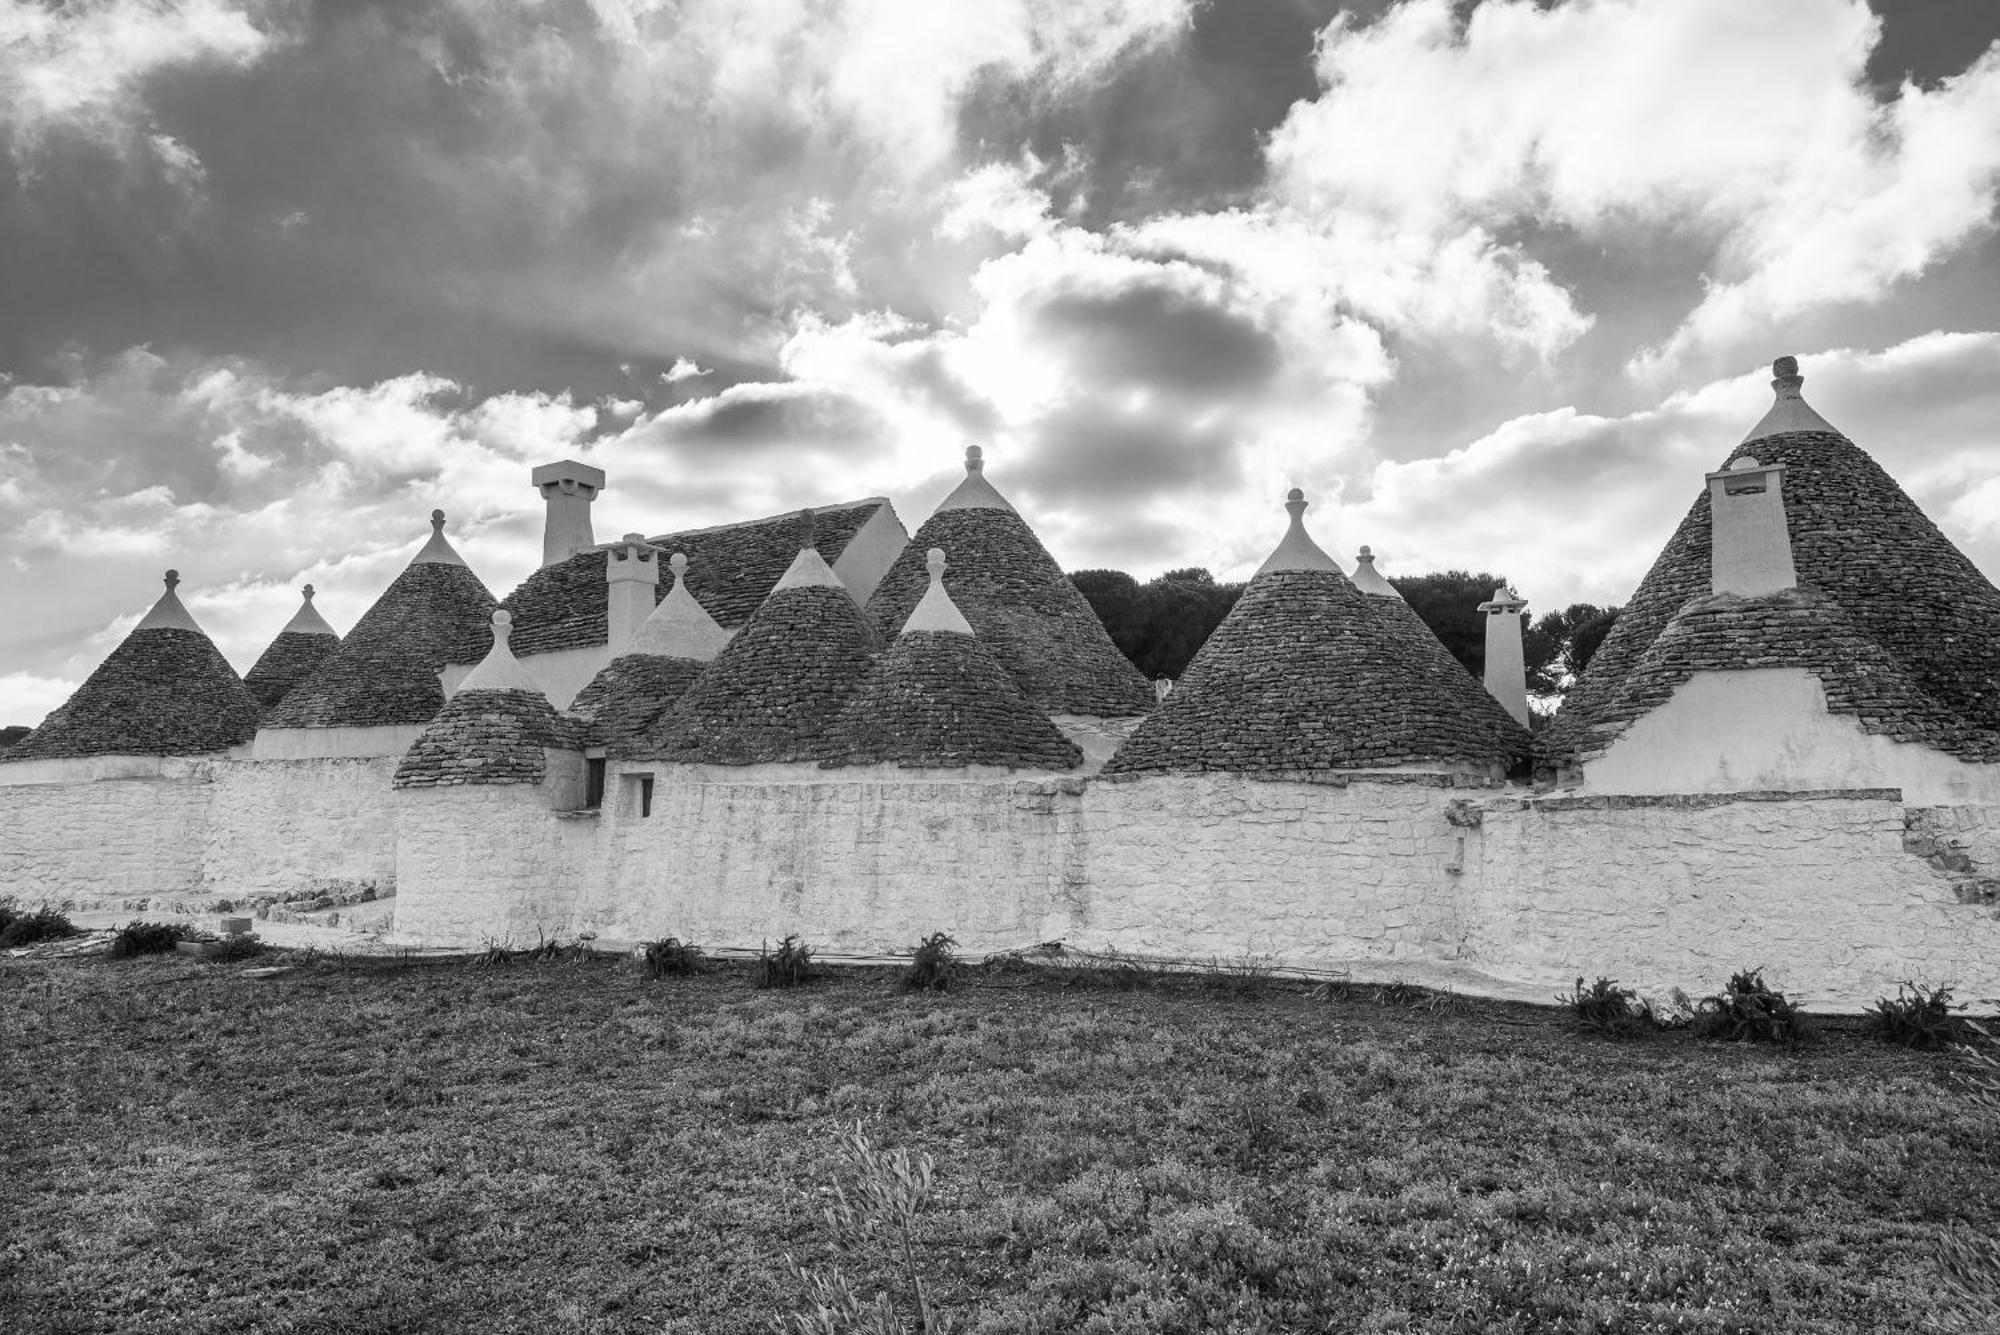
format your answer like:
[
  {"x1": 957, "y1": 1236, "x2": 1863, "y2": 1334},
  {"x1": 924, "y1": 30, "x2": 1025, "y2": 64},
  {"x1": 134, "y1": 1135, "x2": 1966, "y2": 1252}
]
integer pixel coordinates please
[
  {"x1": 669, "y1": 551, "x2": 688, "y2": 580},
  {"x1": 431, "y1": 509, "x2": 446, "y2": 533},
  {"x1": 1358, "y1": 544, "x2": 1372, "y2": 561},
  {"x1": 966, "y1": 444, "x2": 984, "y2": 474},
  {"x1": 902, "y1": 546, "x2": 974, "y2": 635},
  {"x1": 1254, "y1": 486, "x2": 1343, "y2": 577},
  {"x1": 491, "y1": 608, "x2": 512, "y2": 643},
  {"x1": 796, "y1": 507, "x2": 818, "y2": 551},
  {"x1": 1771, "y1": 355, "x2": 1803, "y2": 400},
  {"x1": 302, "y1": 583, "x2": 315, "y2": 602},
  {"x1": 1348, "y1": 542, "x2": 1402, "y2": 598},
  {"x1": 164, "y1": 569, "x2": 180, "y2": 590}
]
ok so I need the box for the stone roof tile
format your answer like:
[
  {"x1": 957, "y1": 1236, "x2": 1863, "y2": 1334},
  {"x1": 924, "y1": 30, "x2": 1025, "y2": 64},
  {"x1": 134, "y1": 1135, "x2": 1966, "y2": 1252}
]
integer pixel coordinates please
[{"x1": 392, "y1": 687, "x2": 582, "y2": 788}]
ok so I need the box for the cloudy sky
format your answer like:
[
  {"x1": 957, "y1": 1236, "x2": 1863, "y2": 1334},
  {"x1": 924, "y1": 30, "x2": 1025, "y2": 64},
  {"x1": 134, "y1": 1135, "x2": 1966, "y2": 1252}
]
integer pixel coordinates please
[{"x1": 5, "y1": 0, "x2": 2000, "y2": 726}]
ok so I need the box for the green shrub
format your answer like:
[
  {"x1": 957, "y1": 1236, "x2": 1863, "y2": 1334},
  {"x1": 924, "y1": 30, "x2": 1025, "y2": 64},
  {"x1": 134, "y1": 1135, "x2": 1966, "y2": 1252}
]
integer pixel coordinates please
[
  {"x1": 1562, "y1": 975, "x2": 1651, "y2": 1037},
  {"x1": 755, "y1": 935, "x2": 815, "y2": 990},
  {"x1": 211, "y1": 934, "x2": 265, "y2": 962},
  {"x1": 0, "y1": 902, "x2": 78, "y2": 949},
  {"x1": 1692, "y1": 968, "x2": 1816, "y2": 1046},
  {"x1": 902, "y1": 932, "x2": 958, "y2": 993},
  {"x1": 643, "y1": 937, "x2": 707, "y2": 979},
  {"x1": 109, "y1": 921, "x2": 193, "y2": 959},
  {"x1": 774, "y1": 1122, "x2": 957, "y2": 1334},
  {"x1": 1865, "y1": 981, "x2": 1967, "y2": 1050}
]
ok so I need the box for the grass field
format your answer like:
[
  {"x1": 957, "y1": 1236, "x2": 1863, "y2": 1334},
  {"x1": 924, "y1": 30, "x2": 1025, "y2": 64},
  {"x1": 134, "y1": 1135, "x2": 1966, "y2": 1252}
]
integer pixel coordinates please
[{"x1": 3, "y1": 948, "x2": 1995, "y2": 1334}]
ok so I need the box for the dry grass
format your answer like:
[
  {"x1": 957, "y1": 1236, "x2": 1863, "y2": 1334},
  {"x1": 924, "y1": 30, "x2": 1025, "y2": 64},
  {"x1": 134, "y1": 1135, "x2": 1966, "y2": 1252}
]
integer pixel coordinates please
[{"x1": 2, "y1": 951, "x2": 1995, "y2": 1333}]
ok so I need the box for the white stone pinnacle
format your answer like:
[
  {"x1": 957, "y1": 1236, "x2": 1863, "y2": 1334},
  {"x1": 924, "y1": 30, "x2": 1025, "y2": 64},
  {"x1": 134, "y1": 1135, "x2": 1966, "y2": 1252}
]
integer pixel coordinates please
[
  {"x1": 457, "y1": 609, "x2": 546, "y2": 694},
  {"x1": 1254, "y1": 488, "x2": 1344, "y2": 577},
  {"x1": 412, "y1": 509, "x2": 469, "y2": 567},
  {"x1": 279, "y1": 583, "x2": 338, "y2": 636},
  {"x1": 901, "y1": 547, "x2": 975, "y2": 635},
  {"x1": 134, "y1": 568, "x2": 205, "y2": 633},
  {"x1": 934, "y1": 444, "x2": 1018, "y2": 514},
  {"x1": 773, "y1": 543, "x2": 846, "y2": 592},
  {"x1": 628, "y1": 552, "x2": 733, "y2": 661},
  {"x1": 1741, "y1": 355, "x2": 1838, "y2": 444},
  {"x1": 1349, "y1": 544, "x2": 1403, "y2": 599}
]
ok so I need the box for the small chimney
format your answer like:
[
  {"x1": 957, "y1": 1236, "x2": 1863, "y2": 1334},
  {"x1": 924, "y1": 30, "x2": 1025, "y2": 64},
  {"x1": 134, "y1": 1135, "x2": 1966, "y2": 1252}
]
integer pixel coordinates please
[
  {"x1": 605, "y1": 532, "x2": 659, "y2": 656},
  {"x1": 1475, "y1": 586, "x2": 1531, "y2": 729},
  {"x1": 1706, "y1": 456, "x2": 1797, "y2": 596},
  {"x1": 531, "y1": 460, "x2": 606, "y2": 567}
]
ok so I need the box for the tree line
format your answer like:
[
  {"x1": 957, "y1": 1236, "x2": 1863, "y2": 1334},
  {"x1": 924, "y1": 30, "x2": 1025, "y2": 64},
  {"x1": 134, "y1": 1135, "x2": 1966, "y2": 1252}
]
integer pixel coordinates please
[{"x1": 1070, "y1": 567, "x2": 1619, "y2": 700}]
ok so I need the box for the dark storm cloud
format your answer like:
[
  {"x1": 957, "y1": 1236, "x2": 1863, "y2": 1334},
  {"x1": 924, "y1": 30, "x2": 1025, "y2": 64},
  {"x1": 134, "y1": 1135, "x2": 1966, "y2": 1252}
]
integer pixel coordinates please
[
  {"x1": 1012, "y1": 398, "x2": 1246, "y2": 505},
  {"x1": 1033, "y1": 283, "x2": 1282, "y2": 394},
  {"x1": 1866, "y1": 0, "x2": 2000, "y2": 88},
  {"x1": 634, "y1": 384, "x2": 886, "y2": 460},
  {"x1": 957, "y1": 0, "x2": 1350, "y2": 224}
]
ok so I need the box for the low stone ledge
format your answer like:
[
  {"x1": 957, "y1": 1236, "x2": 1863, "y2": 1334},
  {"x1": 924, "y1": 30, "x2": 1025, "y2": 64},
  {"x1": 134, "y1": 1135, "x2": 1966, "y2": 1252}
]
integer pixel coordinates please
[{"x1": 1484, "y1": 787, "x2": 1904, "y2": 814}]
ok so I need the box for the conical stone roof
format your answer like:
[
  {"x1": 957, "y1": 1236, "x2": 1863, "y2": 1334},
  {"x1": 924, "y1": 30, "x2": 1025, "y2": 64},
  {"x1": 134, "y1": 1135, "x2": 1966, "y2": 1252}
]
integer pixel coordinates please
[
  {"x1": 394, "y1": 612, "x2": 581, "y2": 788},
  {"x1": 643, "y1": 535, "x2": 880, "y2": 764},
  {"x1": 8, "y1": 572, "x2": 260, "y2": 760},
  {"x1": 1105, "y1": 492, "x2": 1532, "y2": 777},
  {"x1": 568, "y1": 553, "x2": 727, "y2": 753},
  {"x1": 816, "y1": 550, "x2": 1083, "y2": 770},
  {"x1": 864, "y1": 447, "x2": 1154, "y2": 716},
  {"x1": 244, "y1": 584, "x2": 341, "y2": 711},
  {"x1": 263, "y1": 512, "x2": 497, "y2": 729},
  {"x1": 1352, "y1": 551, "x2": 1531, "y2": 747},
  {"x1": 1543, "y1": 357, "x2": 2000, "y2": 767}
]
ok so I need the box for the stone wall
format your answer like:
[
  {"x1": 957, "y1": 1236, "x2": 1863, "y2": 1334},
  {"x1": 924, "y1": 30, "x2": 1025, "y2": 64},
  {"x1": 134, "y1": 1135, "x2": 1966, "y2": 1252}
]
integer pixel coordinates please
[
  {"x1": 203, "y1": 757, "x2": 402, "y2": 902},
  {"x1": 568, "y1": 764, "x2": 1081, "y2": 952},
  {"x1": 1472, "y1": 791, "x2": 2000, "y2": 1009},
  {"x1": 0, "y1": 757, "x2": 214, "y2": 901},
  {"x1": 1079, "y1": 773, "x2": 1474, "y2": 963},
  {"x1": 392, "y1": 749, "x2": 593, "y2": 944}
]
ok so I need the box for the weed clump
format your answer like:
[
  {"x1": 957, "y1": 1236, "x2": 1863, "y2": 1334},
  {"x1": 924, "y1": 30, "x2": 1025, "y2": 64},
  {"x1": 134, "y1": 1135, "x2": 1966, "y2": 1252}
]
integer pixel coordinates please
[
  {"x1": 643, "y1": 937, "x2": 707, "y2": 979},
  {"x1": 1562, "y1": 976, "x2": 1652, "y2": 1037},
  {"x1": 902, "y1": 932, "x2": 959, "y2": 993},
  {"x1": 1692, "y1": 968, "x2": 1816, "y2": 1046},
  {"x1": 0, "y1": 902, "x2": 78, "y2": 949},
  {"x1": 212, "y1": 934, "x2": 265, "y2": 962},
  {"x1": 1865, "y1": 981, "x2": 1967, "y2": 1050},
  {"x1": 109, "y1": 921, "x2": 193, "y2": 959},
  {"x1": 756, "y1": 935, "x2": 815, "y2": 990}
]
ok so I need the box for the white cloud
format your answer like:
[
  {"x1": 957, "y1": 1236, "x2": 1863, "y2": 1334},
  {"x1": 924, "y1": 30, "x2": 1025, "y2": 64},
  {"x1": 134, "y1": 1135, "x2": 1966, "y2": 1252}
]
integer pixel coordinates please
[
  {"x1": 1264, "y1": 0, "x2": 2000, "y2": 375},
  {"x1": 1, "y1": 0, "x2": 275, "y2": 168},
  {"x1": 0, "y1": 672, "x2": 80, "y2": 731},
  {"x1": 662, "y1": 358, "x2": 712, "y2": 384}
]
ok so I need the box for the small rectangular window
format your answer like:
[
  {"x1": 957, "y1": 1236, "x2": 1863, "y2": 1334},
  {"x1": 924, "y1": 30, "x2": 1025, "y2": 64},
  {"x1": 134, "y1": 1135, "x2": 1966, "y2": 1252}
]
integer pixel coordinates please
[
  {"x1": 585, "y1": 758, "x2": 607, "y2": 809},
  {"x1": 639, "y1": 776, "x2": 654, "y2": 818}
]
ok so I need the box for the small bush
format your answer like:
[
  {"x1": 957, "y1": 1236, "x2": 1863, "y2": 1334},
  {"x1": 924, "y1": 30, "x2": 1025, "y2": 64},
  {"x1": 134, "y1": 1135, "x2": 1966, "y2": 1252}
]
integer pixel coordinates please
[
  {"x1": 903, "y1": 932, "x2": 959, "y2": 993},
  {"x1": 212, "y1": 933, "x2": 265, "y2": 962},
  {"x1": 109, "y1": 921, "x2": 193, "y2": 959},
  {"x1": 755, "y1": 935, "x2": 814, "y2": 990},
  {"x1": 1562, "y1": 975, "x2": 1651, "y2": 1037},
  {"x1": 643, "y1": 937, "x2": 707, "y2": 979},
  {"x1": 1865, "y1": 981, "x2": 1967, "y2": 1050},
  {"x1": 0, "y1": 903, "x2": 78, "y2": 949},
  {"x1": 1693, "y1": 968, "x2": 1816, "y2": 1046}
]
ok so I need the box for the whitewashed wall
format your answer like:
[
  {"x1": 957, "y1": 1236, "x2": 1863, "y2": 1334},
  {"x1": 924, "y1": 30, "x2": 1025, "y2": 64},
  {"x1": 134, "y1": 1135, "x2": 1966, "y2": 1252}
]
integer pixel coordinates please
[
  {"x1": 392, "y1": 750, "x2": 593, "y2": 944},
  {"x1": 202, "y1": 757, "x2": 402, "y2": 902},
  {"x1": 1079, "y1": 774, "x2": 1474, "y2": 963},
  {"x1": 0, "y1": 757, "x2": 214, "y2": 901},
  {"x1": 1471, "y1": 790, "x2": 2000, "y2": 1009},
  {"x1": 566, "y1": 764, "x2": 1081, "y2": 952}
]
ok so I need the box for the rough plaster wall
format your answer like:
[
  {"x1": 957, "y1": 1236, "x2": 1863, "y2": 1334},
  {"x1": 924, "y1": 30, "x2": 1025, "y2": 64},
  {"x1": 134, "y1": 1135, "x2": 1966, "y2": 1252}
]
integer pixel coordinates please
[
  {"x1": 0, "y1": 764, "x2": 213, "y2": 900},
  {"x1": 203, "y1": 758, "x2": 401, "y2": 901},
  {"x1": 1582, "y1": 669, "x2": 2000, "y2": 804},
  {"x1": 1472, "y1": 793, "x2": 2000, "y2": 1009},
  {"x1": 831, "y1": 504, "x2": 909, "y2": 610},
  {"x1": 513, "y1": 645, "x2": 606, "y2": 711},
  {"x1": 391, "y1": 759, "x2": 593, "y2": 944},
  {"x1": 1081, "y1": 775, "x2": 1471, "y2": 963},
  {"x1": 576, "y1": 769, "x2": 1078, "y2": 952},
  {"x1": 252, "y1": 725, "x2": 428, "y2": 761}
]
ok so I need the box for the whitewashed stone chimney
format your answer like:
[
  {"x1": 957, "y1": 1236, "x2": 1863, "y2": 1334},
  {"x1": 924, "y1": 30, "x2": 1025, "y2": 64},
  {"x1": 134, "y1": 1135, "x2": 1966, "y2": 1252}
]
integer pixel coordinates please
[
  {"x1": 1476, "y1": 586, "x2": 1531, "y2": 729},
  {"x1": 604, "y1": 532, "x2": 659, "y2": 656},
  {"x1": 1707, "y1": 454, "x2": 1797, "y2": 597},
  {"x1": 532, "y1": 460, "x2": 605, "y2": 567}
]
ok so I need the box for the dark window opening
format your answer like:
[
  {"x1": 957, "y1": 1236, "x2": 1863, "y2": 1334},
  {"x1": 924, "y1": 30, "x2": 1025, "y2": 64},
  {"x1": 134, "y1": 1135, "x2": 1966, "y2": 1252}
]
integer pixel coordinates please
[
  {"x1": 639, "y1": 776, "x2": 654, "y2": 818},
  {"x1": 585, "y1": 758, "x2": 606, "y2": 809}
]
